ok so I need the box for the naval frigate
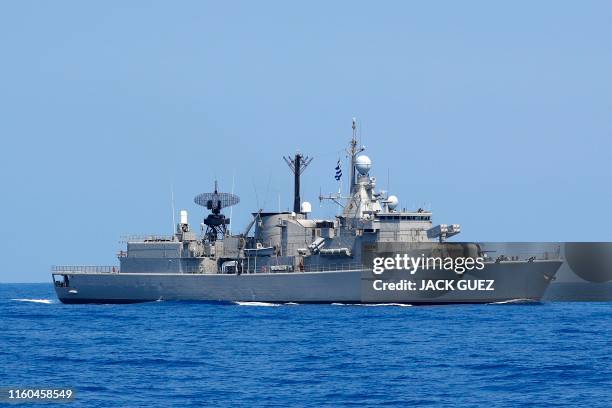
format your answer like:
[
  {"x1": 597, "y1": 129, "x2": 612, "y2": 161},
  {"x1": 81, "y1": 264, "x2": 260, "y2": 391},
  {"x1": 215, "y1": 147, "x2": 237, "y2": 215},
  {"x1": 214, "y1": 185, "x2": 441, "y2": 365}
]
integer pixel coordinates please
[{"x1": 52, "y1": 120, "x2": 562, "y2": 304}]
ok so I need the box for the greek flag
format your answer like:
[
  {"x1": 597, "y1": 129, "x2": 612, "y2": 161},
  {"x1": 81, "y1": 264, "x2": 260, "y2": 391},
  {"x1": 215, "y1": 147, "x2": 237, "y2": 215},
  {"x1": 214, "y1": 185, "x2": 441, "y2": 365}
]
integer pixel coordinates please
[{"x1": 334, "y1": 160, "x2": 342, "y2": 181}]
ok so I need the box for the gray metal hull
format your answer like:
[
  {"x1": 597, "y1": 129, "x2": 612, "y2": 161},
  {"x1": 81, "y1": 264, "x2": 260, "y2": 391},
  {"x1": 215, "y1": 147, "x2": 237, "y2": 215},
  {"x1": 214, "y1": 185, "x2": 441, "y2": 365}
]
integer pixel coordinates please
[
  {"x1": 54, "y1": 260, "x2": 561, "y2": 304},
  {"x1": 481, "y1": 242, "x2": 612, "y2": 301}
]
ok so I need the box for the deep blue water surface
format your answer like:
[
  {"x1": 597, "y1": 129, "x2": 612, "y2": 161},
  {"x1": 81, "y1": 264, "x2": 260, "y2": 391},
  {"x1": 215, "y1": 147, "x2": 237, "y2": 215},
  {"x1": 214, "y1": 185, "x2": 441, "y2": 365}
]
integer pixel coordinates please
[{"x1": 1, "y1": 284, "x2": 611, "y2": 407}]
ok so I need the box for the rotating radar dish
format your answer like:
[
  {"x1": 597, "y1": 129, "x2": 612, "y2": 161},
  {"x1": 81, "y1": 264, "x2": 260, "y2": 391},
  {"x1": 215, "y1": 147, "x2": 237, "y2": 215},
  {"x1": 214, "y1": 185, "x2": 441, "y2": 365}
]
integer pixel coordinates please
[
  {"x1": 194, "y1": 181, "x2": 240, "y2": 214},
  {"x1": 194, "y1": 191, "x2": 240, "y2": 213},
  {"x1": 194, "y1": 181, "x2": 240, "y2": 242}
]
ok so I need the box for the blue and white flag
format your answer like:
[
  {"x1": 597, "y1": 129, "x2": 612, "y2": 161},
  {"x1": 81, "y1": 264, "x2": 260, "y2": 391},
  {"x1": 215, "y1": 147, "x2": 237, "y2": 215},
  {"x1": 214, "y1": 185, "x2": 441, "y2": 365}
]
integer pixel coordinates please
[{"x1": 334, "y1": 160, "x2": 342, "y2": 181}]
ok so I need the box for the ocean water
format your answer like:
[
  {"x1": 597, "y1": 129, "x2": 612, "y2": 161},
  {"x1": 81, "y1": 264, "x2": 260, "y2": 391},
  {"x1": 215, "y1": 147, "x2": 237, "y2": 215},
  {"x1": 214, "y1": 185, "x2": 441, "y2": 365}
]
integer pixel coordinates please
[{"x1": 1, "y1": 284, "x2": 611, "y2": 407}]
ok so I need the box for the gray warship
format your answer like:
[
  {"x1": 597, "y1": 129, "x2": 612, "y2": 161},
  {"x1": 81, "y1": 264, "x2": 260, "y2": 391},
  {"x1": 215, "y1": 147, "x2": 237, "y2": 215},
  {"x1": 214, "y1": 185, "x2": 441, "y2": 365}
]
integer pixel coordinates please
[{"x1": 52, "y1": 121, "x2": 563, "y2": 304}]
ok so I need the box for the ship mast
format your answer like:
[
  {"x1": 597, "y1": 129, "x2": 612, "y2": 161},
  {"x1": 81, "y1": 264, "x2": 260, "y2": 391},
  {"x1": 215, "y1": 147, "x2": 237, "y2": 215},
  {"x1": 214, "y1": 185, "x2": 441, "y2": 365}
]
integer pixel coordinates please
[
  {"x1": 319, "y1": 118, "x2": 365, "y2": 209},
  {"x1": 348, "y1": 117, "x2": 364, "y2": 195},
  {"x1": 284, "y1": 152, "x2": 313, "y2": 213}
]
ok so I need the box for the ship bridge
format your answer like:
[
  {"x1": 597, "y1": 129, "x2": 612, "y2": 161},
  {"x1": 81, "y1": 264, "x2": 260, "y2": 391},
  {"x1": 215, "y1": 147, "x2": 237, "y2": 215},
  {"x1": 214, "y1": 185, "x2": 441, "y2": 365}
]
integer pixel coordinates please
[{"x1": 376, "y1": 212, "x2": 431, "y2": 222}]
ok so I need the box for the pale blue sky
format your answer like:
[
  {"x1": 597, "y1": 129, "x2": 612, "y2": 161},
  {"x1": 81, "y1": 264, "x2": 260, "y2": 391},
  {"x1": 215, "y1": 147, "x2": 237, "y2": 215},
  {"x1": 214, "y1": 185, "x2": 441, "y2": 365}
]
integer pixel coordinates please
[{"x1": 1, "y1": 1, "x2": 611, "y2": 282}]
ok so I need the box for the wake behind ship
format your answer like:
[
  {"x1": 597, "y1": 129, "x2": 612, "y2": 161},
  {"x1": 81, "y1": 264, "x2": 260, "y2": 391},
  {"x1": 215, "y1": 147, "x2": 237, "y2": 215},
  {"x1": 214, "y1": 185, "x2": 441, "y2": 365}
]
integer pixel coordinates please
[{"x1": 52, "y1": 120, "x2": 562, "y2": 304}]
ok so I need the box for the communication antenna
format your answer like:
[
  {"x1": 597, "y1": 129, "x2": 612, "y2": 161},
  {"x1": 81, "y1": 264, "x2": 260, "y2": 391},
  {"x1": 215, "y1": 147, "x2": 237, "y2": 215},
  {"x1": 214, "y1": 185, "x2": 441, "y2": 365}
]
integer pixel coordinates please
[
  {"x1": 283, "y1": 152, "x2": 313, "y2": 213},
  {"x1": 359, "y1": 119, "x2": 363, "y2": 147},
  {"x1": 252, "y1": 178, "x2": 260, "y2": 209},
  {"x1": 337, "y1": 167, "x2": 343, "y2": 216},
  {"x1": 347, "y1": 117, "x2": 365, "y2": 195},
  {"x1": 229, "y1": 172, "x2": 235, "y2": 234},
  {"x1": 171, "y1": 185, "x2": 176, "y2": 234},
  {"x1": 387, "y1": 168, "x2": 390, "y2": 194},
  {"x1": 262, "y1": 172, "x2": 272, "y2": 210}
]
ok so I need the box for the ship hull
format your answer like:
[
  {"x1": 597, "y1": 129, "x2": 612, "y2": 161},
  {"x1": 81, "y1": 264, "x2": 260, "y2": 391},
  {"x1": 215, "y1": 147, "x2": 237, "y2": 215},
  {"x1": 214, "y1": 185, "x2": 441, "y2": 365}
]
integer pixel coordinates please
[{"x1": 53, "y1": 260, "x2": 561, "y2": 304}]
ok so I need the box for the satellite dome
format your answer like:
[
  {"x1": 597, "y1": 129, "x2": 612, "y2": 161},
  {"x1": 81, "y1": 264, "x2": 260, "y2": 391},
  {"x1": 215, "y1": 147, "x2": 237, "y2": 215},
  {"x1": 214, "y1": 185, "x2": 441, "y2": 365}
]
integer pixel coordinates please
[
  {"x1": 387, "y1": 195, "x2": 399, "y2": 210},
  {"x1": 301, "y1": 201, "x2": 312, "y2": 214},
  {"x1": 355, "y1": 155, "x2": 372, "y2": 175}
]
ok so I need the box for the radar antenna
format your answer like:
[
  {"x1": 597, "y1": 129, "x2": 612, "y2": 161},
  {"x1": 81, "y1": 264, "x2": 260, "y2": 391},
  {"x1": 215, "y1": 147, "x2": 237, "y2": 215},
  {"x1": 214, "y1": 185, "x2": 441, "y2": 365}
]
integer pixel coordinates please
[{"x1": 194, "y1": 181, "x2": 240, "y2": 241}]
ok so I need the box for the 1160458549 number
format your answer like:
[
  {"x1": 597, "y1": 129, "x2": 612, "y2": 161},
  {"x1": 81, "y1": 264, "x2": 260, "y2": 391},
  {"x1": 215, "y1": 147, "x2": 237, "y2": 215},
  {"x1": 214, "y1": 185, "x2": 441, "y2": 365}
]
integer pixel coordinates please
[{"x1": 0, "y1": 387, "x2": 75, "y2": 402}]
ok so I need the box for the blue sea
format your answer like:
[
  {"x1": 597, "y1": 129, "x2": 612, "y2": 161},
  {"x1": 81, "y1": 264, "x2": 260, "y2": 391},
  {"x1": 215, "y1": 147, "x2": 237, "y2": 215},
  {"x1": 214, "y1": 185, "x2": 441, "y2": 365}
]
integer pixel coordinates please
[{"x1": 1, "y1": 284, "x2": 611, "y2": 407}]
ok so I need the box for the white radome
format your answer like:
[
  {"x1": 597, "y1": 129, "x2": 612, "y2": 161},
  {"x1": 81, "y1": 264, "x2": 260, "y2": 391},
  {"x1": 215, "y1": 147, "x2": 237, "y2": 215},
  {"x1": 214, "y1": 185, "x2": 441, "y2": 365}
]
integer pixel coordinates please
[
  {"x1": 387, "y1": 195, "x2": 399, "y2": 210},
  {"x1": 301, "y1": 201, "x2": 312, "y2": 214},
  {"x1": 355, "y1": 155, "x2": 372, "y2": 175}
]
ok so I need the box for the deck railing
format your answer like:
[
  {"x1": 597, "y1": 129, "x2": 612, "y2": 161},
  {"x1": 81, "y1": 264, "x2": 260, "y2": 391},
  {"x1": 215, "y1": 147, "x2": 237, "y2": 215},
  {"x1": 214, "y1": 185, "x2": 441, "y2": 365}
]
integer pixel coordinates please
[
  {"x1": 50, "y1": 263, "x2": 366, "y2": 275},
  {"x1": 241, "y1": 262, "x2": 365, "y2": 274},
  {"x1": 52, "y1": 265, "x2": 119, "y2": 274},
  {"x1": 119, "y1": 234, "x2": 175, "y2": 243}
]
